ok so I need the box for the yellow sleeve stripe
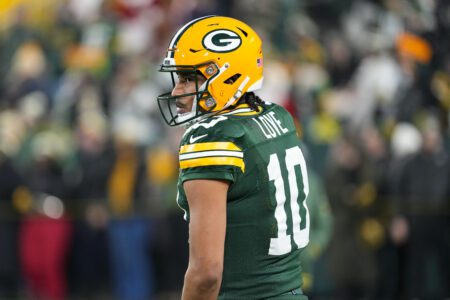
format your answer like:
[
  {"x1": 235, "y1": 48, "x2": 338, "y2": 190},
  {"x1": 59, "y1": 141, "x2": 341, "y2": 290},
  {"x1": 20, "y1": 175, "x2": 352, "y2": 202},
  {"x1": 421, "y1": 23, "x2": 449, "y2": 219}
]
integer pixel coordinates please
[
  {"x1": 180, "y1": 142, "x2": 241, "y2": 154},
  {"x1": 180, "y1": 150, "x2": 243, "y2": 160},
  {"x1": 180, "y1": 156, "x2": 245, "y2": 172}
]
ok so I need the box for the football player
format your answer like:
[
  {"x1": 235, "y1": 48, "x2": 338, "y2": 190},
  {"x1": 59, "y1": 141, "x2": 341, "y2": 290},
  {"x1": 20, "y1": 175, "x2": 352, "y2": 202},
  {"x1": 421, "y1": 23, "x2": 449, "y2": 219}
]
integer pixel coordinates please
[{"x1": 157, "y1": 15, "x2": 311, "y2": 299}]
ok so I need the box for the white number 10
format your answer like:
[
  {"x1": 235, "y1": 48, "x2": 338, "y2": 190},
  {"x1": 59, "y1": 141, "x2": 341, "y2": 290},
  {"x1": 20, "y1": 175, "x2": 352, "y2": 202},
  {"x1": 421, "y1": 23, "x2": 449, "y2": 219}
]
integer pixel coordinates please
[{"x1": 267, "y1": 146, "x2": 310, "y2": 255}]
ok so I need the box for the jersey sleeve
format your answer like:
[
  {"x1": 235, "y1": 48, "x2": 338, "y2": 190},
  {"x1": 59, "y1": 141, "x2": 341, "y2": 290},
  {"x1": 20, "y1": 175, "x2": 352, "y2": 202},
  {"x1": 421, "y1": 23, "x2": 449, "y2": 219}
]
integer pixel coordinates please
[{"x1": 178, "y1": 118, "x2": 245, "y2": 184}]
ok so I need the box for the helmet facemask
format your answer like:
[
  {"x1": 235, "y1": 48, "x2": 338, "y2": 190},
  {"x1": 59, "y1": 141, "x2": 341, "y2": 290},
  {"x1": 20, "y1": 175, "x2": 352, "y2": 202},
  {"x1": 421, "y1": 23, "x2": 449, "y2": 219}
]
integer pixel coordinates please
[{"x1": 157, "y1": 63, "x2": 219, "y2": 126}]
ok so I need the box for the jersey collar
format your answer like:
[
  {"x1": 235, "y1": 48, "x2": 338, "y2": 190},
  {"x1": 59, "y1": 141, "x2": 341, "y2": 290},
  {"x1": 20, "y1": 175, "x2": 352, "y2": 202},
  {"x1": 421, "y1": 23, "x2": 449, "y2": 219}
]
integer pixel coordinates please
[{"x1": 218, "y1": 103, "x2": 262, "y2": 116}]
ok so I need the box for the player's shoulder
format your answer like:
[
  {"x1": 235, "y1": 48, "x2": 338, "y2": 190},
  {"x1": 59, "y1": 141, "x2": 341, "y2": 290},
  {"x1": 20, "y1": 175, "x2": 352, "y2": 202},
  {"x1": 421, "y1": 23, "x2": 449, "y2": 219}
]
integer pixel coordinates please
[
  {"x1": 181, "y1": 115, "x2": 245, "y2": 146},
  {"x1": 263, "y1": 101, "x2": 297, "y2": 124},
  {"x1": 178, "y1": 115, "x2": 246, "y2": 174},
  {"x1": 263, "y1": 101, "x2": 291, "y2": 115}
]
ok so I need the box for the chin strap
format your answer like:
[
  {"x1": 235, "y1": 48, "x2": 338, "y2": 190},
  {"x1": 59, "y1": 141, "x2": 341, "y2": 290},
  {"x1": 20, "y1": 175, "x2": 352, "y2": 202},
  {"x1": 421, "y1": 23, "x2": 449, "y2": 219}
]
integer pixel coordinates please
[{"x1": 224, "y1": 75, "x2": 250, "y2": 109}]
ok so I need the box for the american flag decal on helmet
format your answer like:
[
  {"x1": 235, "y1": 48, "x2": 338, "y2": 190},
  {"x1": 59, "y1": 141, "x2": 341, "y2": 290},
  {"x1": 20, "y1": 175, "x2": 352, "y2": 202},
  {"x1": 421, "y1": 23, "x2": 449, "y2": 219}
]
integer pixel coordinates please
[{"x1": 257, "y1": 57, "x2": 263, "y2": 67}]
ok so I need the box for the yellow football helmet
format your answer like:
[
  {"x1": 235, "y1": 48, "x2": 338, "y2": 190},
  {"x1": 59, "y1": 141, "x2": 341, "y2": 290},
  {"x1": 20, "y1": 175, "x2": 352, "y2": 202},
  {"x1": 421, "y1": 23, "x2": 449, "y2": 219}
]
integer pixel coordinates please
[{"x1": 157, "y1": 15, "x2": 264, "y2": 126}]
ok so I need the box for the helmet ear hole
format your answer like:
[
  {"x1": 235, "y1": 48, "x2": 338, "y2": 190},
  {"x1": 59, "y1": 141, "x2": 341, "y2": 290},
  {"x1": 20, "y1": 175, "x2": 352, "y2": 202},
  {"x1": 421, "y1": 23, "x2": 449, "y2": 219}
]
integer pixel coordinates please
[{"x1": 224, "y1": 73, "x2": 241, "y2": 85}]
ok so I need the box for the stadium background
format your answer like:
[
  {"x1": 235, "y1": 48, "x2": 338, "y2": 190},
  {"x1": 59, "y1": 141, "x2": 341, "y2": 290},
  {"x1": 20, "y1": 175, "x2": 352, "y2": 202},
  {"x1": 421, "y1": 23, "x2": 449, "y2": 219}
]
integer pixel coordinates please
[{"x1": 0, "y1": 0, "x2": 449, "y2": 299}]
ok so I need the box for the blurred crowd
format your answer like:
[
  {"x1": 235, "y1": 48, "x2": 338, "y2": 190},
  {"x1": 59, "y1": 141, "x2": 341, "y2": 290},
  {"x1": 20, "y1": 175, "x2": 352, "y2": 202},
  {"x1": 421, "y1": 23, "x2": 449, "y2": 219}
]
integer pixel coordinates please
[{"x1": 0, "y1": 0, "x2": 449, "y2": 299}]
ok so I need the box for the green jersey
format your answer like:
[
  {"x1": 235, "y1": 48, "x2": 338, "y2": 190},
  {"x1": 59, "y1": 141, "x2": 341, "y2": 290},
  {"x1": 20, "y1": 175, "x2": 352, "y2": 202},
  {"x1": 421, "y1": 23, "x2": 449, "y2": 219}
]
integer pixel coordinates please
[{"x1": 177, "y1": 102, "x2": 310, "y2": 299}]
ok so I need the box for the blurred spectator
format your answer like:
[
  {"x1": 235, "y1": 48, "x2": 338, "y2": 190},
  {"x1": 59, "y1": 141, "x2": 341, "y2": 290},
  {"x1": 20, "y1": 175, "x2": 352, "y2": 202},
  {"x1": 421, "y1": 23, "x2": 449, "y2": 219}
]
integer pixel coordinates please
[
  {"x1": 106, "y1": 131, "x2": 156, "y2": 300},
  {"x1": 324, "y1": 31, "x2": 357, "y2": 87},
  {"x1": 19, "y1": 199, "x2": 72, "y2": 300},
  {"x1": 303, "y1": 92, "x2": 342, "y2": 176},
  {"x1": 357, "y1": 126, "x2": 394, "y2": 299},
  {"x1": 67, "y1": 112, "x2": 113, "y2": 298},
  {"x1": 2, "y1": 40, "x2": 54, "y2": 110},
  {"x1": 17, "y1": 127, "x2": 74, "y2": 300},
  {"x1": 107, "y1": 217, "x2": 154, "y2": 300},
  {"x1": 349, "y1": 46, "x2": 403, "y2": 127},
  {"x1": 0, "y1": 150, "x2": 23, "y2": 298},
  {"x1": 69, "y1": 202, "x2": 111, "y2": 299},
  {"x1": 109, "y1": 57, "x2": 163, "y2": 146},
  {"x1": 394, "y1": 32, "x2": 437, "y2": 123},
  {"x1": 390, "y1": 118, "x2": 450, "y2": 299},
  {"x1": 385, "y1": 122, "x2": 423, "y2": 298},
  {"x1": 0, "y1": 110, "x2": 28, "y2": 299},
  {"x1": 325, "y1": 135, "x2": 378, "y2": 299}
]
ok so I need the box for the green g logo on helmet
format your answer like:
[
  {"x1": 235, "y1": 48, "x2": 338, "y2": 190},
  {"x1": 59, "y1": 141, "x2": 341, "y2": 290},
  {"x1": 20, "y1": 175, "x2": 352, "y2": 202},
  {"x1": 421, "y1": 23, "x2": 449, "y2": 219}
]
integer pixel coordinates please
[{"x1": 202, "y1": 29, "x2": 242, "y2": 53}]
